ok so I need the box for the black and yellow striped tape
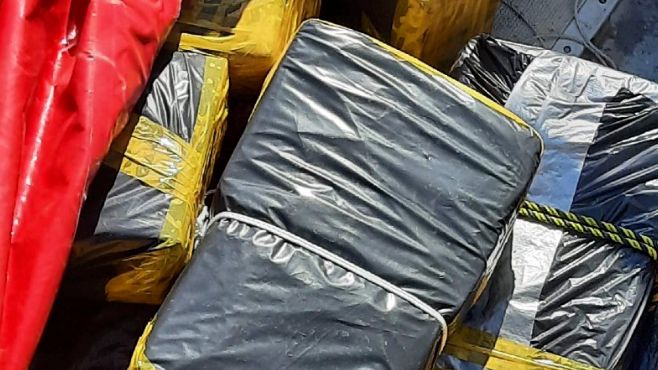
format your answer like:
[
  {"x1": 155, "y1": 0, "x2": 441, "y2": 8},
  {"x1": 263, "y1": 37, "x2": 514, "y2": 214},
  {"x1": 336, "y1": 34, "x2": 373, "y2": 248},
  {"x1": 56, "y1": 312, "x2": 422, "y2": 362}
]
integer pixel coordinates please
[{"x1": 519, "y1": 200, "x2": 658, "y2": 262}]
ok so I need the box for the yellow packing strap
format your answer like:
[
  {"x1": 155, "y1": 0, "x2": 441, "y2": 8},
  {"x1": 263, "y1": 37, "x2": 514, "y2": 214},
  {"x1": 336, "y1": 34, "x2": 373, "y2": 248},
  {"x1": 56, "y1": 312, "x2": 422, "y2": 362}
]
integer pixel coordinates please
[
  {"x1": 105, "y1": 116, "x2": 201, "y2": 203},
  {"x1": 130, "y1": 317, "x2": 157, "y2": 370},
  {"x1": 441, "y1": 326, "x2": 603, "y2": 370},
  {"x1": 100, "y1": 56, "x2": 229, "y2": 304}
]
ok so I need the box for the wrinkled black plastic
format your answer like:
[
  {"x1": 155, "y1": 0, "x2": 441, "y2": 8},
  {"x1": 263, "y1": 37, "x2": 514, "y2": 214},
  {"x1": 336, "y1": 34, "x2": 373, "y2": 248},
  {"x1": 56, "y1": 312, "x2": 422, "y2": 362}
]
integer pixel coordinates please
[
  {"x1": 631, "y1": 306, "x2": 658, "y2": 370},
  {"x1": 145, "y1": 219, "x2": 443, "y2": 369},
  {"x1": 139, "y1": 20, "x2": 541, "y2": 369},
  {"x1": 446, "y1": 37, "x2": 658, "y2": 370},
  {"x1": 451, "y1": 35, "x2": 534, "y2": 106},
  {"x1": 531, "y1": 90, "x2": 658, "y2": 367},
  {"x1": 31, "y1": 301, "x2": 156, "y2": 370},
  {"x1": 218, "y1": 21, "x2": 540, "y2": 318},
  {"x1": 64, "y1": 51, "x2": 207, "y2": 298}
]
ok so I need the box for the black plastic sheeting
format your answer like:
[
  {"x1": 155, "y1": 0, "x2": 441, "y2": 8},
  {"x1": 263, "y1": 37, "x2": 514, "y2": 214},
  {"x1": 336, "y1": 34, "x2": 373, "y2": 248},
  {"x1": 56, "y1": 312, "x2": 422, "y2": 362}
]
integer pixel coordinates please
[
  {"x1": 62, "y1": 51, "x2": 207, "y2": 301},
  {"x1": 444, "y1": 35, "x2": 658, "y2": 370},
  {"x1": 31, "y1": 51, "x2": 220, "y2": 370},
  {"x1": 134, "y1": 20, "x2": 541, "y2": 369},
  {"x1": 631, "y1": 303, "x2": 658, "y2": 369},
  {"x1": 31, "y1": 301, "x2": 157, "y2": 370},
  {"x1": 608, "y1": 92, "x2": 658, "y2": 370},
  {"x1": 532, "y1": 90, "x2": 658, "y2": 367},
  {"x1": 451, "y1": 35, "x2": 533, "y2": 106}
]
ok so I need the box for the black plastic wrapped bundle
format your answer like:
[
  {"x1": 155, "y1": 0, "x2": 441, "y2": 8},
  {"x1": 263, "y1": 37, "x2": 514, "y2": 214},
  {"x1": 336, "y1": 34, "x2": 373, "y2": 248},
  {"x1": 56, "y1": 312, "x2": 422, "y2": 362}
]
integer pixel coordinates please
[
  {"x1": 441, "y1": 35, "x2": 658, "y2": 370},
  {"x1": 63, "y1": 51, "x2": 229, "y2": 305},
  {"x1": 130, "y1": 21, "x2": 541, "y2": 369}
]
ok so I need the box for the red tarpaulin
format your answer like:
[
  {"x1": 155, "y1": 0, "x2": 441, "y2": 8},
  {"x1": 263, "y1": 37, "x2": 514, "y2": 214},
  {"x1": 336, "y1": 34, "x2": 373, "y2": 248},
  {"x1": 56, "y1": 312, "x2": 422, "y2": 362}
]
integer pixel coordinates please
[{"x1": 0, "y1": 0, "x2": 180, "y2": 368}]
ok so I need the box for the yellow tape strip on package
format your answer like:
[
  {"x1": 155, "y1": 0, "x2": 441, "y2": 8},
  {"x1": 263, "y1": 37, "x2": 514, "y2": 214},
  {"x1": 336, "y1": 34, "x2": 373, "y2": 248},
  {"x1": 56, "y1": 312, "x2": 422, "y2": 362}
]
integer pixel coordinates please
[
  {"x1": 440, "y1": 326, "x2": 603, "y2": 370},
  {"x1": 102, "y1": 56, "x2": 229, "y2": 304}
]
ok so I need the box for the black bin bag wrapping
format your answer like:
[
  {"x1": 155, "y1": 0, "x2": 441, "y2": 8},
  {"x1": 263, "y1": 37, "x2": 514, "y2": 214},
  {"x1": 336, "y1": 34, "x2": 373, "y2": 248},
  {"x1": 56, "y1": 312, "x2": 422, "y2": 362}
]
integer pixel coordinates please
[
  {"x1": 631, "y1": 297, "x2": 658, "y2": 370},
  {"x1": 64, "y1": 51, "x2": 229, "y2": 305},
  {"x1": 439, "y1": 35, "x2": 658, "y2": 370},
  {"x1": 130, "y1": 21, "x2": 542, "y2": 369},
  {"x1": 32, "y1": 51, "x2": 229, "y2": 369}
]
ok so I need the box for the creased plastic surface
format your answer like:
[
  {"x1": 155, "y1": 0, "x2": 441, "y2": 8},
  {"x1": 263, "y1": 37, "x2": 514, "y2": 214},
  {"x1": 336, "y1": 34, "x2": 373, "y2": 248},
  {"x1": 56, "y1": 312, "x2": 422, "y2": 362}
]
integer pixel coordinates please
[
  {"x1": 135, "y1": 219, "x2": 443, "y2": 369},
  {"x1": 357, "y1": 0, "x2": 500, "y2": 70},
  {"x1": 441, "y1": 36, "x2": 658, "y2": 370},
  {"x1": 175, "y1": 0, "x2": 320, "y2": 93},
  {"x1": 64, "y1": 51, "x2": 229, "y2": 305},
  {"x1": 631, "y1": 297, "x2": 658, "y2": 369},
  {"x1": 450, "y1": 36, "x2": 535, "y2": 106},
  {"x1": 0, "y1": 1, "x2": 179, "y2": 368},
  {"x1": 131, "y1": 20, "x2": 541, "y2": 369}
]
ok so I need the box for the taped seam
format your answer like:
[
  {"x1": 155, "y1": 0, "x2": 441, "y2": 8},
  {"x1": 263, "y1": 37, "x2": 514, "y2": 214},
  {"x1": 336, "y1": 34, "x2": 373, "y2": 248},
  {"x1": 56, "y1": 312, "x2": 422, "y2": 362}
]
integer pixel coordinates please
[
  {"x1": 105, "y1": 115, "x2": 197, "y2": 203},
  {"x1": 213, "y1": 211, "x2": 449, "y2": 354},
  {"x1": 443, "y1": 325, "x2": 604, "y2": 370}
]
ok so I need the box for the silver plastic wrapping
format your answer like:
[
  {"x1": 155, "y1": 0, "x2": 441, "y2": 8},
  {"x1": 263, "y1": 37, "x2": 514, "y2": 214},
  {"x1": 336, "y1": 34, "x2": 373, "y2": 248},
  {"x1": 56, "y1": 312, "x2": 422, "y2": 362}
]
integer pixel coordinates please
[{"x1": 442, "y1": 36, "x2": 658, "y2": 370}]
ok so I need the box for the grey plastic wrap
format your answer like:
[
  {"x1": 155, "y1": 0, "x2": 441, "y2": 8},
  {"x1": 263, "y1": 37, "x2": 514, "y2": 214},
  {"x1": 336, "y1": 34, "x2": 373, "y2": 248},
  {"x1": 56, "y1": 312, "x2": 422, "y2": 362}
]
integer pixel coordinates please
[
  {"x1": 132, "y1": 20, "x2": 542, "y2": 370},
  {"x1": 142, "y1": 219, "x2": 443, "y2": 369},
  {"x1": 440, "y1": 36, "x2": 658, "y2": 370}
]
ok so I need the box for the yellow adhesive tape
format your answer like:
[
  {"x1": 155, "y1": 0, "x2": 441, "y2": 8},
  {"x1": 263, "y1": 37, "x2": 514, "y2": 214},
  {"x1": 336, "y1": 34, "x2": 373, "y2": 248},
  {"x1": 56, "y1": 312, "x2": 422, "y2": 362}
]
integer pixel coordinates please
[
  {"x1": 103, "y1": 56, "x2": 229, "y2": 304},
  {"x1": 442, "y1": 326, "x2": 603, "y2": 370}
]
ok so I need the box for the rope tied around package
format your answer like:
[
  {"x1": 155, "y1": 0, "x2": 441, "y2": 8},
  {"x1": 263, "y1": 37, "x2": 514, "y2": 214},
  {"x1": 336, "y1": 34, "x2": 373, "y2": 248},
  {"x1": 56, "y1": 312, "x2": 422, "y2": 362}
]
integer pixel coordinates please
[
  {"x1": 519, "y1": 200, "x2": 658, "y2": 261},
  {"x1": 211, "y1": 211, "x2": 450, "y2": 354}
]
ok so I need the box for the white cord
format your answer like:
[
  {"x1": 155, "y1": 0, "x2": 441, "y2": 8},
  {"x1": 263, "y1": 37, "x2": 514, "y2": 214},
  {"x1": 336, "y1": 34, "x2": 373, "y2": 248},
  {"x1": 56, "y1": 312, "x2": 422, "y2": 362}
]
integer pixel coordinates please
[
  {"x1": 195, "y1": 205, "x2": 212, "y2": 247},
  {"x1": 501, "y1": 0, "x2": 616, "y2": 68},
  {"x1": 522, "y1": 33, "x2": 614, "y2": 67},
  {"x1": 573, "y1": 0, "x2": 617, "y2": 68},
  {"x1": 211, "y1": 211, "x2": 449, "y2": 354}
]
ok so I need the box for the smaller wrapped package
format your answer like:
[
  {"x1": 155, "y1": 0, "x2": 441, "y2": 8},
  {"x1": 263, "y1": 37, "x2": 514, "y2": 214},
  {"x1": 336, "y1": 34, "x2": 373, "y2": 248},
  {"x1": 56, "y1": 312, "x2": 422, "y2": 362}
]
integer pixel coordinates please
[
  {"x1": 356, "y1": 0, "x2": 500, "y2": 70},
  {"x1": 175, "y1": 0, "x2": 320, "y2": 93},
  {"x1": 130, "y1": 20, "x2": 541, "y2": 370},
  {"x1": 439, "y1": 35, "x2": 658, "y2": 370},
  {"x1": 64, "y1": 51, "x2": 229, "y2": 305}
]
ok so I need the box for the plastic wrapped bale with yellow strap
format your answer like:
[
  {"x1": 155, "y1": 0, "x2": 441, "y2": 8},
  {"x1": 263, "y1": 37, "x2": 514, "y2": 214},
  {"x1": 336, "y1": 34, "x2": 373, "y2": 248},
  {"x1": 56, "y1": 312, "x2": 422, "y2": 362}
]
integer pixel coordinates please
[
  {"x1": 61, "y1": 51, "x2": 229, "y2": 305},
  {"x1": 174, "y1": 0, "x2": 320, "y2": 94},
  {"x1": 353, "y1": 0, "x2": 500, "y2": 70},
  {"x1": 435, "y1": 35, "x2": 658, "y2": 370},
  {"x1": 129, "y1": 20, "x2": 542, "y2": 369}
]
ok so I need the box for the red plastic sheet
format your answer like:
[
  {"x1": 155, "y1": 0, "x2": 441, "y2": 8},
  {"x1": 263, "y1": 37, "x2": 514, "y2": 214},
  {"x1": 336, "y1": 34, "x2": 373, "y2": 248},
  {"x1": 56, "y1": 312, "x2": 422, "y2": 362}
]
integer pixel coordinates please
[{"x1": 0, "y1": 1, "x2": 180, "y2": 368}]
